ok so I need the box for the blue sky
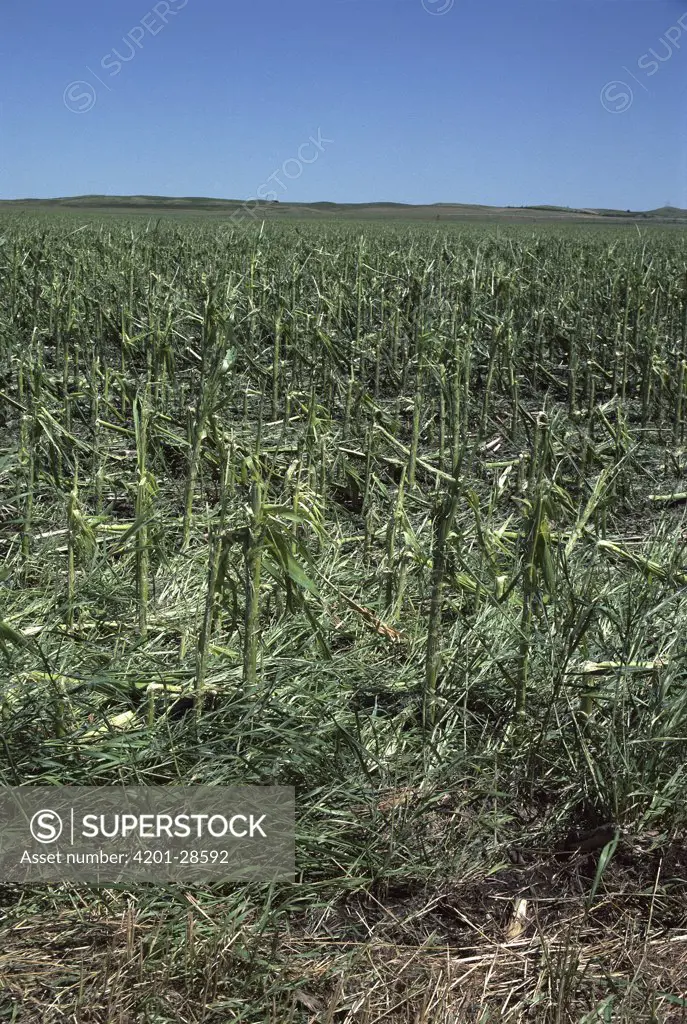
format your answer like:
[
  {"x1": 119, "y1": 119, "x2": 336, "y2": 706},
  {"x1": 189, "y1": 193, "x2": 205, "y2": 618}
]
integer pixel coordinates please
[{"x1": 1, "y1": 0, "x2": 686, "y2": 208}]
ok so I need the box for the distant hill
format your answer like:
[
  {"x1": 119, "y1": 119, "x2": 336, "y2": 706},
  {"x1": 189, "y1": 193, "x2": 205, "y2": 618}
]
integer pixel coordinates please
[
  {"x1": 1, "y1": 195, "x2": 687, "y2": 224},
  {"x1": 641, "y1": 206, "x2": 687, "y2": 220}
]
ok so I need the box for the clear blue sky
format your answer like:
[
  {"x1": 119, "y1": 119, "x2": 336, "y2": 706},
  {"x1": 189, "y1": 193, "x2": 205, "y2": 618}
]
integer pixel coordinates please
[{"x1": 2, "y1": 0, "x2": 686, "y2": 209}]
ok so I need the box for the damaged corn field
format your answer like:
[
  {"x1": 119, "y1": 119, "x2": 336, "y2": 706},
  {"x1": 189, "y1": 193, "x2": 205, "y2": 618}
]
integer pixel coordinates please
[{"x1": 2, "y1": 214, "x2": 687, "y2": 1021}]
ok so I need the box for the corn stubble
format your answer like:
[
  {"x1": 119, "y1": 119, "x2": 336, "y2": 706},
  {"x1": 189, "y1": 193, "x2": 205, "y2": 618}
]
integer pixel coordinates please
[{"x1": 1, "y1": 216, "x2": 687, "y2": 1021}]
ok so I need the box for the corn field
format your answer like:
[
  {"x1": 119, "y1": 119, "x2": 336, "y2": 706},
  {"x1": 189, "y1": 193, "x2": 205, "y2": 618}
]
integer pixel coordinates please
[{"x1": 2, "y1": 214, "x2": 687, "y2": 1021}]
